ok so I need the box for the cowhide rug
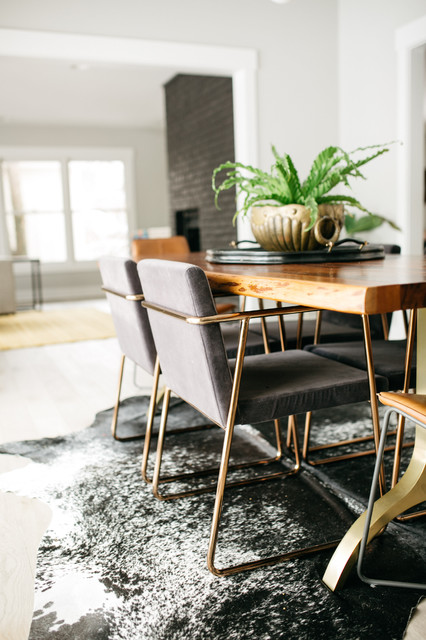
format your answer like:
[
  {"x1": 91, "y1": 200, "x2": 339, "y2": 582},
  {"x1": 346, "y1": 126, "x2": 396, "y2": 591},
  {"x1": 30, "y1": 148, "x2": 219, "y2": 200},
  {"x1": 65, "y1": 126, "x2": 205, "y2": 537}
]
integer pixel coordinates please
[{"x1": 0, "y1": 397, "x2": 424, "y2": 639}]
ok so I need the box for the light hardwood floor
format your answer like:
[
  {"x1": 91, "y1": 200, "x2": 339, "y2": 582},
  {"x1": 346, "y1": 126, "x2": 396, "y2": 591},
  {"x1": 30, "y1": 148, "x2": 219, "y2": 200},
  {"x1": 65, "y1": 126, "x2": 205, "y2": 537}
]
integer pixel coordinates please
[
  {"x1": 0, "y1": 301, "x2": 424, "y2": 639},
  {"x1": 0, "y1": 300, "x2": 151, "y2": 639}
]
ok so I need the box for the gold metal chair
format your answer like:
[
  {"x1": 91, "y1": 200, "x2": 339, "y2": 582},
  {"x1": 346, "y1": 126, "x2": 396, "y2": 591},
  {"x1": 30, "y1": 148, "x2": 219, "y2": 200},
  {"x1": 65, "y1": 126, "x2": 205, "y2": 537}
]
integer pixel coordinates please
[
  {"x1": 98, "y1": 255, "x2": 270, "y2": 473},
  {"x1": 357, "y1": 391, "x2": 426, "y2": 589},
  {"x1": 99, "y1": 256, "x2": 158, "y2": 442},
  {"x1": 323, "y1": 391, "x2": 426, "y2": 592},
  {"x1": 138, "y1": 258, "x2": 389, "y2": 576}
]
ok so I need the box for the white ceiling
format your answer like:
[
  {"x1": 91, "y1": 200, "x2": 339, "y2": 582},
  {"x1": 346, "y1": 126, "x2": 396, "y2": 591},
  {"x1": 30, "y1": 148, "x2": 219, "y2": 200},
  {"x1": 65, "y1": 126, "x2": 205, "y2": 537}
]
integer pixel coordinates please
[{"x1": 0, "y1": 55, "x2": 176, "y2": 130}]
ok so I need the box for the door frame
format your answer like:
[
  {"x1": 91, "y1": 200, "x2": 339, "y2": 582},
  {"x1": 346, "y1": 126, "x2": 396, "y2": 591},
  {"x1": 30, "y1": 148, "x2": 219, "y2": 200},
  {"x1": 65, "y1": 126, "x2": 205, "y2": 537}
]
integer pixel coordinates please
[{"x1": 396, "y1": 15, "x2": 426, "y2": 255}]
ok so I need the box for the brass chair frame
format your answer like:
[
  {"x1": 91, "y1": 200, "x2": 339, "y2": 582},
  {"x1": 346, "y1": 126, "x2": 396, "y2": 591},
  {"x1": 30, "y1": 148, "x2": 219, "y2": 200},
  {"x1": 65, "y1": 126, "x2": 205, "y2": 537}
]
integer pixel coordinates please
[
  {"x1": 141, "y1": 302, "x2": 320, "y2": 489},
  {"x1": 143, "y1": 300, "x2": 340, "y2": 576},
  {"x1": 143, "y1": 303, "x2": 311, "y2": 496},
  {"x1": 102, "y1": 285, "x2": 215, "y2": 444},
  {"x1": 102, "y1": 286, "x2": 148, "y2": 442}
]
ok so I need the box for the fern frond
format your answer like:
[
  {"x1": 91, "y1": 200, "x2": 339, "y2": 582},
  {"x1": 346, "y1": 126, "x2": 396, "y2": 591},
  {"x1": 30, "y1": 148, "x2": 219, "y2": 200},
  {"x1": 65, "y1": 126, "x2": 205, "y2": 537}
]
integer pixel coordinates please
[
  {"x1": 302, "y1": 147, "x2": 341, "y2": 197},
  {"x1": 303, "y1": 195, "x2": 319, "y2": 230}
]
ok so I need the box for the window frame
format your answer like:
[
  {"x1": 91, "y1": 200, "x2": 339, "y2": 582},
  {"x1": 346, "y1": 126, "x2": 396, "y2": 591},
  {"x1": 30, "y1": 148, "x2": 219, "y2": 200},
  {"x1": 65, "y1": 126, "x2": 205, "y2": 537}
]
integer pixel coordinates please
[{"x1": 0, "y1": 146, "x2": 136, "y2": 273}]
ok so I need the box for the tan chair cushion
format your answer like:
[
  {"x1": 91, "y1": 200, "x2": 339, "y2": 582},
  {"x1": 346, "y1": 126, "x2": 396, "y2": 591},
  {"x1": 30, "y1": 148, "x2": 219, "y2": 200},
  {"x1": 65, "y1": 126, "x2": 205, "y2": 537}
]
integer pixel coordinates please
[{"x1": 379, "y1": 392, "x2": 426, "y2": 425}]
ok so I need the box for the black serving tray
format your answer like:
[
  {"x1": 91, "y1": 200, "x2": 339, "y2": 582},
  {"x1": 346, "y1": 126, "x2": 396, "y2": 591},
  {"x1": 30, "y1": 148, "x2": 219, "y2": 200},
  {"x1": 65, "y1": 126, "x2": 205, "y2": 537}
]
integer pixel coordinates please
[{"x1": 206, "y1": 239, "x2": 385, "y2": 265}]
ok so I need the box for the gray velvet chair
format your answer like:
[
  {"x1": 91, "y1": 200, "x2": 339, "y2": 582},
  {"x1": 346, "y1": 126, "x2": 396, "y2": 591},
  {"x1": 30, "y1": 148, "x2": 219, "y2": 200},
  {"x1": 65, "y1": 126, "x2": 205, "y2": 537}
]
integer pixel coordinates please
[
  {"x1": 98, "y1": 256, "x2": 270, "y2": 454},
  {"x1": 138, "y1": 258, "x2": 389, "y2": 576},
  {"x1": 99, "y1": 256, "x2": 158, "y2": 443}
]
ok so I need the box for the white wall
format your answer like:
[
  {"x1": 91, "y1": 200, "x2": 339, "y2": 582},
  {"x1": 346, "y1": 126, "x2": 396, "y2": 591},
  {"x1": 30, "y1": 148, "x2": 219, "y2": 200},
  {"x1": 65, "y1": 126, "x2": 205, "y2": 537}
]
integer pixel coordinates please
[
  {"x1": 0, "y1": 0, "x2": 342, "y2": 301},
  {"x1": 0, "y1": 123, "x2": 169, "y2": 231},
  {"x1": 0, "y1": 0, "x2": 340, "y2": 177},
  {"x1": 338, "y1": 0, "x2": 426, "y2": 247}
]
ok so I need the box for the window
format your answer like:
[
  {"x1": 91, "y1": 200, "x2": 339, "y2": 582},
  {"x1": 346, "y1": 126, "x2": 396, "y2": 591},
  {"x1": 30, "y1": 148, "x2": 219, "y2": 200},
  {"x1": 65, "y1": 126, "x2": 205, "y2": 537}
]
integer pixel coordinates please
[{"x1": 0, "y1": 148, "x2": 134, "y2": 265}]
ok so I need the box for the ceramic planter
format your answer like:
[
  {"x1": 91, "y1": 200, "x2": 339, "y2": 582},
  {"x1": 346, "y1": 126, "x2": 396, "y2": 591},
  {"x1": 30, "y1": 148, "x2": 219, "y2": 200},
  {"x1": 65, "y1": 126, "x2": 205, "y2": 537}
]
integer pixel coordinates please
[{"x1": 250, "y1": 203, "x2": 344, "y2": 252}]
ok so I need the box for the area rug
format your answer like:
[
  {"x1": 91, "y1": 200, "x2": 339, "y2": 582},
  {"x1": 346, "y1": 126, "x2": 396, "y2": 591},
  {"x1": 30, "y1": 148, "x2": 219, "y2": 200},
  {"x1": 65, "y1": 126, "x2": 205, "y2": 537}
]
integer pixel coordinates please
[
  {"x1": 0, "y1": 308, "x2": 115, "y2": 350},
  {"x1": 0, "y1": 398, "x2": 425, "y2": 639}
]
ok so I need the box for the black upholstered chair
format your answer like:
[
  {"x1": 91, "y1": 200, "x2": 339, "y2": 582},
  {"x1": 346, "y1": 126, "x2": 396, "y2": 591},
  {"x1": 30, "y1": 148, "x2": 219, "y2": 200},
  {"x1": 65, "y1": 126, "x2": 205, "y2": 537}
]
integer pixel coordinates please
[
  {"x1": 98, "y1": 256, "x2": 270, "y2": 451},
  {"x1": 302, "y1": 311, "x2": 417, "y2": 470},
  {"x1": 138, "y1": 258, "x2": 389, "y2": 576},
  {"x1": 357, "y1": 391, "x2": 426, "y2": 590},
  {"x1": 252, "y1": 310, "x2": 370, "y2": 351}
]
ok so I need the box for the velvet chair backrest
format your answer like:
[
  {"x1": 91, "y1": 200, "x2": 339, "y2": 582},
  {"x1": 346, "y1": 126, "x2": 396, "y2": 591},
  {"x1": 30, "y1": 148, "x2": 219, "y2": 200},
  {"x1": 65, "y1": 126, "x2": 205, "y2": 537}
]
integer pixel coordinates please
[
  {"x1": 99, "y1": 256, "x2": 157, "y2": 376},
  {"x1": 138, "y1": 259, "x2": 233, "y2": 428}
]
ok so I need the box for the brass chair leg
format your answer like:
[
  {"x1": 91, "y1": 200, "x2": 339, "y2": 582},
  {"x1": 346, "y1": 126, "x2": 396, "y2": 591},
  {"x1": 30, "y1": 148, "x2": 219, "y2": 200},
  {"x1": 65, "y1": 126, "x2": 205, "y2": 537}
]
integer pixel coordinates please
[
  {"x1": 362, "y1": 314, "x2": 386, "y2": 494},
  {"x1": 151, "y1": 320, "x2": 301, "y2": 501},
  {"x1": 151, "y1": 402, "x2": 298, "y2": 500},
  {"x1": 276, "y1": 301, "x2": 287, "y2": 351},
  {"x1": 111, "y1": 354, "x2": 125, "y2": 439},
  {"x1": 258, "y1": 299, "x2": 271, "y2": 354},
  {"x1": 392, "y1": 309, "x2": 417, "y2": 488},
  {"x1": 302, "y1": 411, "x2": 312, "y2": 460},
  {"x1": 301, "y1": 316, "x2": 393, "y2": 491},
  {"x1": 302, "y1": 311, "x2": 417, "y2": 471},
  {"x1": 141, "y1": 359, "x2": 216, "y2": 485},
  {"x1": 296, "y1": 312, "x2": 304, "y2": 350},
  {"x1": 302, "y1": 409, "x2": 410, "y2": 466},
  {"x1": 207, "y1": 405, "x2": 337, "y2": 577},
  {"x1": 111, "y1": 354, "x2": 146, "y2": 442},
  {"x1": 111, "y1": 353, "x2": 214, "y2": 450},
  {"x1": 141, "y1": 357, "x2": 162, "y2": 481}
]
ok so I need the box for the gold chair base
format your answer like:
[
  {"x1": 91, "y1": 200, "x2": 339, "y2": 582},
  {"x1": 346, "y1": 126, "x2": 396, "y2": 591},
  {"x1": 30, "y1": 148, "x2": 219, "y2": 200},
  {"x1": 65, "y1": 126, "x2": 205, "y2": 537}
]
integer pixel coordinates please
[
  {"x1": 146, "y1": 310, "x2": 355, "y2": 576},
  {"x1": 210, "y1": 539, "x2": 340, "y2": 577},
  {"x1": 302, "y1": 422, "x2": 414, "y2": 466},
  {"x1": 150, "y1": 387, "x2": 299, "y2": 501},
  {"x1": 112, "y1": 354, "x2": 217, "y2": 447}
]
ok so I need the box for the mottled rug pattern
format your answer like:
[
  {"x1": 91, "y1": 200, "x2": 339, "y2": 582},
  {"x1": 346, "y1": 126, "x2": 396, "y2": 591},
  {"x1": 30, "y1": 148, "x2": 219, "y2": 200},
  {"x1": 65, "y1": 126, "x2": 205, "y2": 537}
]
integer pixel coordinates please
[{"x1": 0, "y1": 397, "x2": 425, "y2": 639}]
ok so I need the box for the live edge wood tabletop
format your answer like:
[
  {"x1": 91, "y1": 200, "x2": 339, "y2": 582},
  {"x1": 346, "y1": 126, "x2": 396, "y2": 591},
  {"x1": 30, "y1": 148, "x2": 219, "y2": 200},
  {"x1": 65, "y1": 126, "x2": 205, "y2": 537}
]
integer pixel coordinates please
[{"x1": 167, "y1": 253, "x2": 426, "y2": 316}]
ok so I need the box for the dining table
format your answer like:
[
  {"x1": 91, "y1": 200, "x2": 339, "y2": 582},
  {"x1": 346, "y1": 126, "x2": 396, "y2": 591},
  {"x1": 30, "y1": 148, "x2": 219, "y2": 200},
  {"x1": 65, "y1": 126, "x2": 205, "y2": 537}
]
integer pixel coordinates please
[{"x1": 162, "y1": 250, "x2": 426, "y2": 590}]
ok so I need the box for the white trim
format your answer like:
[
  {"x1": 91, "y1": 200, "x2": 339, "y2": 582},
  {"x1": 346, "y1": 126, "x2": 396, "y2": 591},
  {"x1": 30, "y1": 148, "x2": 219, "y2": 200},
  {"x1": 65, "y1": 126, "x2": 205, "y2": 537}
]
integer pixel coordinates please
[
  {"x1": 0, "y1": 146, "x2": 134, "y2": 161},
  {"x1": 396, "y1": 15, "x2": 426, "y2": 51},
  {"x1": 0, "y1": 28, "x2": 257, "y2": 74},
  {"x1": 232, "y1": 68, "x2": 259, "y2": 242},
  {"x1": 396, "y1": 16, "x2": 426, "y2": 255},
  {"x1": 0, "y1": 163, "x2": 10, "y2": 256},
  {"x1": 0, "y1": 28, "x2": 259, "y2": 245}
]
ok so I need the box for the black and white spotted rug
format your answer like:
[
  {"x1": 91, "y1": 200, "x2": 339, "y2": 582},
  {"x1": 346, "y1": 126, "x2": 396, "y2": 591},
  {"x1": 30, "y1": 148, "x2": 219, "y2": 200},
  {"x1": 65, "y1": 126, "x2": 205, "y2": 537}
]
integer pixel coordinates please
[{"x1": 1, "y1": 397, "x2": 425, "y2": 639}]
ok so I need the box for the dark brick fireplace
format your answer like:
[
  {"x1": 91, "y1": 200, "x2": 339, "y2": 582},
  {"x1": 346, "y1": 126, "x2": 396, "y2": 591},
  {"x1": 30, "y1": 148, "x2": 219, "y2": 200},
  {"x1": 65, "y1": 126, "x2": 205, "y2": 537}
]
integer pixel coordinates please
[{"x1": 164, "y1": 74, "x2": 237, "y2": 250}]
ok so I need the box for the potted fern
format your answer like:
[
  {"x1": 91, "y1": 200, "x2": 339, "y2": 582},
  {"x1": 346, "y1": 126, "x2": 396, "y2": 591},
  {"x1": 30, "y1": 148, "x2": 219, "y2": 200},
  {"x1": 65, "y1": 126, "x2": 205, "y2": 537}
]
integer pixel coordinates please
[{"x1": 212, "y1": 144, "x2": 399, "y2": 252}]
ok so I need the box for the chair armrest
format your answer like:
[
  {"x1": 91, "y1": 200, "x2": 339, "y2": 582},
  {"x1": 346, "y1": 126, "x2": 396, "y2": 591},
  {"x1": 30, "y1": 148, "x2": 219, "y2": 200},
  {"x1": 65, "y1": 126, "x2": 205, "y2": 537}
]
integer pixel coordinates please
[
  {"x1": 101, "y1": 286, "x2": 144, "y2": 302},
  {"x1": 142, "y1": 301, "x2": 318, "y2": 325}
]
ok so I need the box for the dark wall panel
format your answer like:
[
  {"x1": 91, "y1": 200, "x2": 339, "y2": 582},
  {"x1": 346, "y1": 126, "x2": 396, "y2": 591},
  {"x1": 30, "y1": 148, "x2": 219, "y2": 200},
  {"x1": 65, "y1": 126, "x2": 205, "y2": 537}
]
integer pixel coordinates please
[{"x1": 165, "y1": 74, "x2": 237, "y2": 250}]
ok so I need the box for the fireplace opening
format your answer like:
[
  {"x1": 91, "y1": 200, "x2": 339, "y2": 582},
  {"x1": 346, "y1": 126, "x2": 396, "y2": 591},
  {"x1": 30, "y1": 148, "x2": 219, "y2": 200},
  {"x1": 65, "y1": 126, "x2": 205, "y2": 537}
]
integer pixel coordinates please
[{"x1": 175, "y1": 208, "x2": 200, "y2": 251}]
